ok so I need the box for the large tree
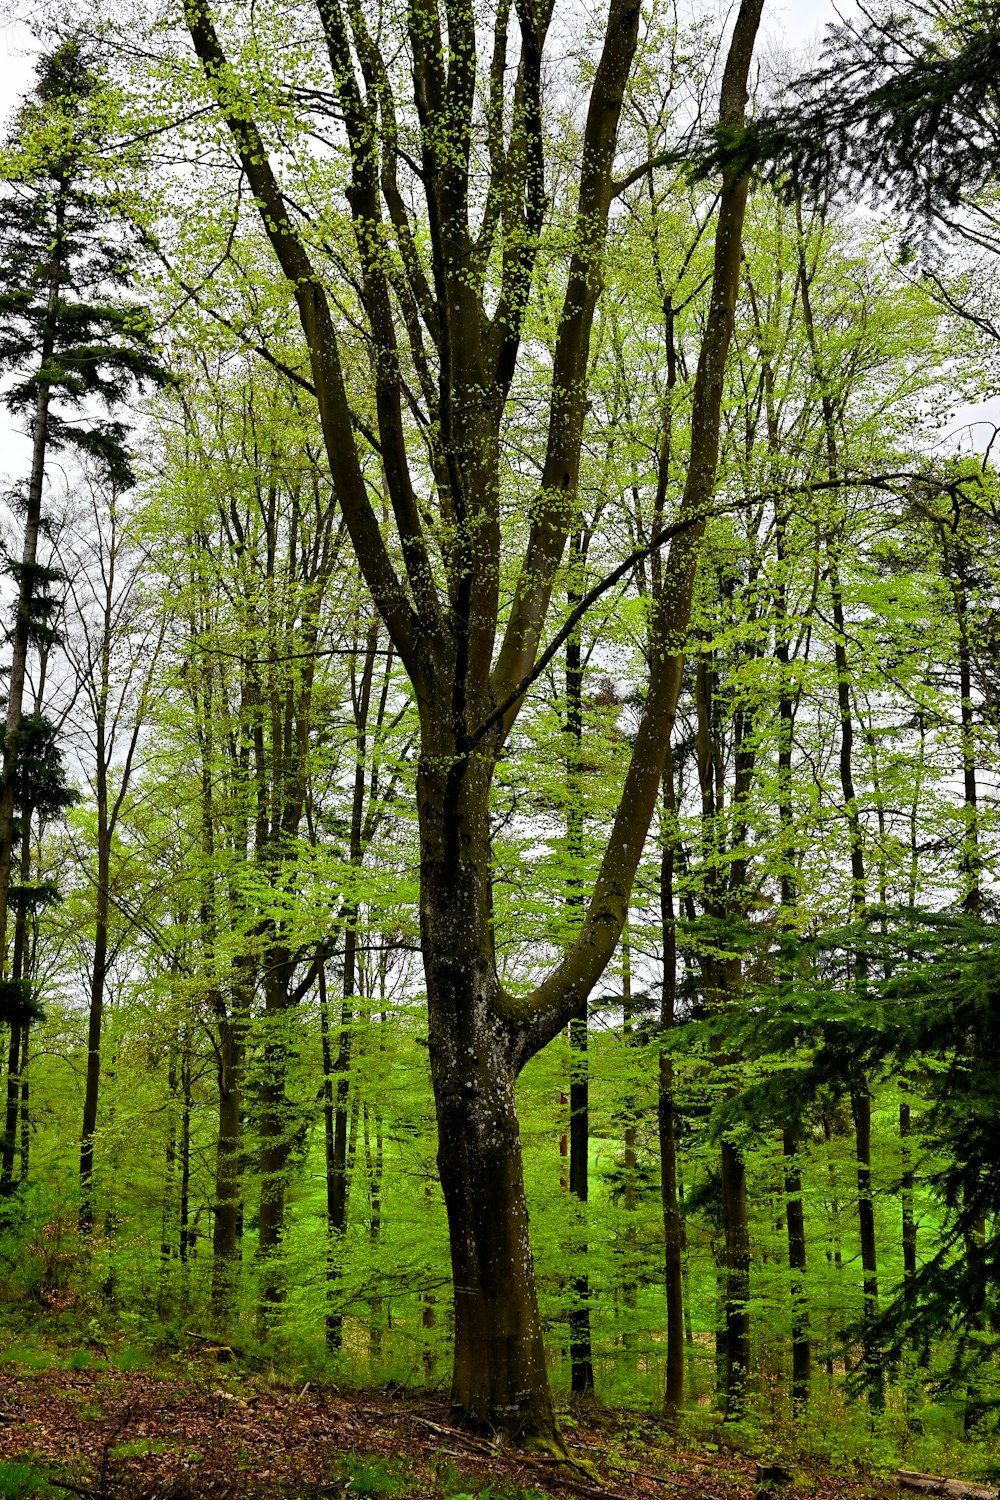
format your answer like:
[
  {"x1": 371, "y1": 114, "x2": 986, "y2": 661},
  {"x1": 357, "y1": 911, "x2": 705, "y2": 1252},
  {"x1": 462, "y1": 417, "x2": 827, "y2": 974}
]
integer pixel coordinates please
[{"x1": 168, "y1": 0, "x2": 765, "y2": 1442}]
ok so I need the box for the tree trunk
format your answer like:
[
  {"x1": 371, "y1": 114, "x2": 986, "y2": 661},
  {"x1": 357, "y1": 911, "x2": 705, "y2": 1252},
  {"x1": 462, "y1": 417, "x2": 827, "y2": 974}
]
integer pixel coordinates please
[
  {"x1": 568, "y1": 1003, "x2": 593, "y2": 1390},
  {"x1": 184, "y1": 0, "x2": 764, "y2": 1433},
  {"x1": 0, "y1": 822, "x2": 33, "y2": 1194},
  {"x1": 211, "y1": 1009, "x2": 244, "y2": 1321},
  {"x1": 565, "y1": 529, "x2": 594, "y2": 1393},
  {"x1": 783, "y1": 1127, "x2": 810, "y2": 1409},
  {"x1": 659, "y1": 761, "x2": 685, "y2": 1418},
  {"x1": 257, "y1": 961, "x2": 293, "y2": 1330},
  {"x1": 720, "y1": 1137, "x2": 750, "y2": 1417},
  {"x1": 419, "y1": 746, "x2": 556, "y2": 1439},
  {"x1": 621, "y1": 926, "x2": 638, "y2": 1350},
  {"x1": 900, "y1": 1082, "x2": 917, "y2": 1280},
  {"x1": 364, "y1": 1100, "x2": 385, "y2": 1365},
  {"x1": 78, "y1": 750, "x2": 109, "y2": 1232}
]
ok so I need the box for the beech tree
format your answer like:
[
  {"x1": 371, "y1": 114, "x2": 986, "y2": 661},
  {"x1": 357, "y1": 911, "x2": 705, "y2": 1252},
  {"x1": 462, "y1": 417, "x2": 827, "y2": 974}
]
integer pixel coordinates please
[{"x1": 162, "y1": 0, "x2": 767, "y2": 1442}]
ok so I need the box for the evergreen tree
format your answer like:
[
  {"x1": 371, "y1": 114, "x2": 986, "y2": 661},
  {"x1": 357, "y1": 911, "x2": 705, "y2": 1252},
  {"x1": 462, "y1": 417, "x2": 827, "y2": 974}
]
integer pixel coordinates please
[
  {"x1": 701, "y1": 3, "x2": 1000, "y2": 234},
  {"x1": 0, "y1": 34, "x2": 169, "y2": 1203}
]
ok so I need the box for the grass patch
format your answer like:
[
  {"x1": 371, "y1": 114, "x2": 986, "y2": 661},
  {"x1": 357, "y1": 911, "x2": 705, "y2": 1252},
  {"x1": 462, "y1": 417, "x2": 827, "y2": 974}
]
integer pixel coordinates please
[
  {"x1": 0, "y1": 1348, "x2": 52, "y2": 1372},
  {"x1": 0, "y1": 1461, "x2": 52, "y2": 1499},
  {"x1": 333, "y1": 1454, "x2": 409, "y2": 1497},
  {"x1": 67, "y1": 1350, "x2": 106, "y2": 1372},
  {"x1": 113, "y1": 1345, "x2": 154, "y2": 1373},
  {"x1": 106, "y1": 1439, "x2": 169, "y2": 1459}
]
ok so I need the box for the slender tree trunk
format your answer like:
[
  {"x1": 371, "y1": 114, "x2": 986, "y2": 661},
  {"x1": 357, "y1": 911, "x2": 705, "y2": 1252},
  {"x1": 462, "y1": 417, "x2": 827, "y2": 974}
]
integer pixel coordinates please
[
  {"x1": 364, "y1": 1099, "x2": 385, "y2": 1365},
  {"x1": 621, "y1": 926, "x2": 638, "y2": 1350},
  {"x1": 160, "y1": 1040, "x2": 178, "y2": 1303},
  {"x1": 0, "y1": 1022, "x2": 19, "y2": 1194},
  {"x1": 324, "y1": 618, "x2": 380, "y2": 1345},
  {"x1": 179, "y1": 1044, "x2": 193, "y2": 1264},
  {"x1": 900, "y1": 1081, "x2": 917, "y2": 1281},
  {"x1": 659, "y1": 759, "x2": 684, "y2": 1418},
  {"x1": 79, "y1": 737, "x2": 109, "y2": 1232},
  {"x1": 565, "y1": 530, "x2": 594, "y2": 1393},
  {"x1": 783, "y1": 1127, "x2": 810, "y2": 1409},
  {"x1": 953, "y1": 571, "x2": 981, "y2": 912},
  {"x1": 257, "y1": 955, "x2": 295, "y2": 1330},
  {"x1": 17, "y1": 1020, "x2": 29, "y2": 1184},
  {"x1": 801, "y1": 226, "x2": 882, "y2": 1407},
  {"x1": 0, "y1": 240, "x2": 60, "y2": 968},
  {"x1": 211, "y1": 1008, "x2": 244, "y2": 1321},
  {"x1": 773, "y1": 501, "x2": 811, "y2": 1409},
  {"x1": 720, "y1": 1136, "x2": 750, "y2": 1416},
  {"x1": 0, "y1": 822, "x2": 33, "y2": 1194}
]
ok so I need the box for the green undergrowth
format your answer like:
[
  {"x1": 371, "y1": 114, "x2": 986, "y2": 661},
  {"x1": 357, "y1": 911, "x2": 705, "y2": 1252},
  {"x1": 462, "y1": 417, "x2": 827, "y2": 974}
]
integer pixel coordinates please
[{"x1": 0, "y1": 1461, "x2": 58, "y2": 1500}]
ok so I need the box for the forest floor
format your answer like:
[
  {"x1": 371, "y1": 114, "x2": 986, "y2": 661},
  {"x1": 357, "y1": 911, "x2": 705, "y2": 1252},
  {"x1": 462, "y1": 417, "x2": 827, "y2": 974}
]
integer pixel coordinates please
[{"x1": 0, "y1": 1359, "x2": 928, "y2": 1500}]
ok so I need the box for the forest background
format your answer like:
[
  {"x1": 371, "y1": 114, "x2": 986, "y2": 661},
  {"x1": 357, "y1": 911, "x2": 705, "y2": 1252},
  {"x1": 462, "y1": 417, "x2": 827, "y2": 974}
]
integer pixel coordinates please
[{"x1": 2, "y1": 0, "x2": 1000, "y2": 1486}]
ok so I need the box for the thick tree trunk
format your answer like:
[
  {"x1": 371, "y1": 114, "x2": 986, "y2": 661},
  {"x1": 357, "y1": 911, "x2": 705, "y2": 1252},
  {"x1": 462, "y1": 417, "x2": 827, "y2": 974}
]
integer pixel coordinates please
[
  {"x1": 420, "y1": 749, "x2": 555, "y2": 1440},
  {"x1": 184, "y1": 0, "x2": 763, "y2": 1437}
]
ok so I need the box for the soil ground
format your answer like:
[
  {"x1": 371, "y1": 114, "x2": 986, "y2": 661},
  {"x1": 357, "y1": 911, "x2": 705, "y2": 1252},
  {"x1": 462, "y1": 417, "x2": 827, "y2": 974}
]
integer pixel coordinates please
[{"x1": 0, "y1": 1364, "x2": 914, "y2": 1500}]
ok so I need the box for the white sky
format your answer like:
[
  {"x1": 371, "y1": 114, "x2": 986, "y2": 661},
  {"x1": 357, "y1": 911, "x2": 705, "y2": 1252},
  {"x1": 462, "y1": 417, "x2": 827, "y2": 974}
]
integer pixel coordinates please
[
  {"x1": 3, "y1": 0, "x2": 994, "y2": 459},
  {"x1": 0, "y1": 1, "x2": 856, "y2": 131}
]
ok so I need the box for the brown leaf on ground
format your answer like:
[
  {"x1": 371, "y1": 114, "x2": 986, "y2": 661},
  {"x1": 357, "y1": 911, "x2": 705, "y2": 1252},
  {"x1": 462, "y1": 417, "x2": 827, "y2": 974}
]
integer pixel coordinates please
[{"x1": 0, "y1": 1367, "x2": 909, "y2": 1500}]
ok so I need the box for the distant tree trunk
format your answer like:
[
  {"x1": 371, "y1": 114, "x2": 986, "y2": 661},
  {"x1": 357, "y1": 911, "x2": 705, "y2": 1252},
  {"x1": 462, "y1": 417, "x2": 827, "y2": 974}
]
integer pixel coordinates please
[
  {"x1": 694, "y1": 649, "x2": 753, "y2": 1417},
  {"x1": 953, "y1": 568, "x2": 981, "y2": 912},
  {"x1": 78, "y1": 727, "x2": 109, "y2": 1232},
  {"x1": 212, "y1": 1006, "x2": 244, "y2": 1321},
  {"x1": 179, "y1": 1043, "x2": 193, "y2": 1266},
  {"x1": 364, "y1": 1099, "x2": 385, "y2": 1365},
  {"x1": 0, "y1": 821, "x2": 34, "y2": 1194},
  {"x1": 17, "y1": 1021, "x2": 29, "y2": 1184},
  {"x1": 900, "y1": 1081, "x2": 917, "y2": 1280},
  {"x1": 773, "y1": 500, "x2": 810, "y2": 1410},
  {"x1": 659, "y1": 756, "x2": 685, "y2": 1419},
  {"x1": 830, "y1": 539, "x2": 882, "y2": 1406},
  {"x1": 800, "y1": 216, "x2": 880, "y2": 1406},
  {"x1": 324, "y1": 617, "x2": 381, "y2": 1347},
  {"x1": 257, "y1": 953, "x2": 296, "y2": 1330},
  {"x1": 720, "y1": 1136, "x2": 750, "y2": 1415},
  {"x1": 160, "y1": 1040, "x2": 178, "y2": 1302},
  {"x1": 783, "y1": 1127, "x2": 810, "y2": 1408},
  {"x1": 620, "y1": 925, "x2": 638, "y2": 1351},
  {"x1": 0, "y1": 1022, "x2": 19, "y2": 1194},
  {"x1": 563, "y1": 528, "x2": 595, "y2": 1393}
]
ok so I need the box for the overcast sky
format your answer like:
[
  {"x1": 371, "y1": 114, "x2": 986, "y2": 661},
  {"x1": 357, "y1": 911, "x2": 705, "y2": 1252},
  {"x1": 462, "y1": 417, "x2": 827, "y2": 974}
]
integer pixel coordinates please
[{"x1": 0, "y1": 0, "x2": 856, "y2": 129}]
